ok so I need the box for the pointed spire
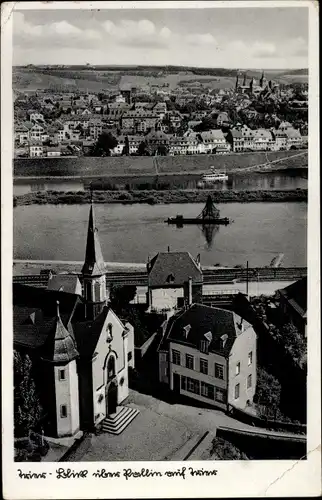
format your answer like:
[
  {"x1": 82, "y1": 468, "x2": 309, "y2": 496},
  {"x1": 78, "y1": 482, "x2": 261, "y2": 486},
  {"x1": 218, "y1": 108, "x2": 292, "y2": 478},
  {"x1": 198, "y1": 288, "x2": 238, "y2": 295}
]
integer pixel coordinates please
[
  {"x1": 41, "y1": 301, "x2": 79, "y2": 364},
  {"x1": 82, "y1": 198, "x2": 106, "y2": 276}
]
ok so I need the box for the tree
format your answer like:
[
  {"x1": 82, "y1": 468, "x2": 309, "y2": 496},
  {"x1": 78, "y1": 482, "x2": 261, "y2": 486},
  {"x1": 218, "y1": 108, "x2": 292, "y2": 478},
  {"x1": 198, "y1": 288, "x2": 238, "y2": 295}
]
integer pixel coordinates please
[
  {"x1": 138, "y1": 141, "x2": 148, "y2": 156},
  {"x1": 110, "y1": 285, "x2": 137, "y2": 310},
  {"x1": 156, "y1": 145, "x2": 168, "y2": 156},
  {"x1": 122, "y1": 136, "x2": 130, "y2": 156},
  {"x1": 254, "y1": 367, "x2": 281, "y2": 419},
  {"x1": 14, "y1": 351, "x2": 42, "y2": 438},
  {"x1": 90, "y1": 132, "x2": 118, "y2": 157}
]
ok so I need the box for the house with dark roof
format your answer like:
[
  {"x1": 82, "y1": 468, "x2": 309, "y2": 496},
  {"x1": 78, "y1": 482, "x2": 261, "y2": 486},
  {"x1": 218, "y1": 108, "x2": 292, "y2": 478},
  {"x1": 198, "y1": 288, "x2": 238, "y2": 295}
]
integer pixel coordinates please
[
  {"x1": 157, "y1": 303, "x2": 257, "y2": 411},
  {"x1": 13, "y1": 201, "x2": 136, "y2": 439},
  {"x1": 277, "y1": 277, "x2": 307, "y2": 336},
  {"x1": 147, "y1": 251, "x2": 203, "y2": 314}
]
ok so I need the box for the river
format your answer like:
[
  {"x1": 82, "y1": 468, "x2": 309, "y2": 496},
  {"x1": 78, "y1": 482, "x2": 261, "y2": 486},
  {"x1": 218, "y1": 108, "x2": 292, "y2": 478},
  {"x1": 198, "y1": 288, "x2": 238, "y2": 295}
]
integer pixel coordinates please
[
  {"x1": 13, "y1": 202, "x2": 307, "y2": 267},
  {"x1": 13, "y1": 169, "x2": 307, "y2": 195}
]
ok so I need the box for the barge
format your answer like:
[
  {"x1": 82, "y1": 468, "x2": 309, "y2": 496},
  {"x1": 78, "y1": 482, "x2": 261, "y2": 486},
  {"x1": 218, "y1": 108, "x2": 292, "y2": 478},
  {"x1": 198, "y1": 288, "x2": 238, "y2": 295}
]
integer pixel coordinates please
[{"x1": 165, "y1": 195, "x2": 233, "y2": 226}]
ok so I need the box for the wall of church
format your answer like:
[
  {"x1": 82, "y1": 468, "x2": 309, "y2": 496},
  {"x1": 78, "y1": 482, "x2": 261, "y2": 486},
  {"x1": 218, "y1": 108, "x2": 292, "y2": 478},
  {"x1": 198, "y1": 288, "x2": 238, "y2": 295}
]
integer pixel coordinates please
[
  {"x1": 91, "y1": 309, "x2": 129, "y2": 422},
  {"x1": 124, "y1": 322, "x2": 135, "y2": 369},
  {"x1": 54, "y1": 361, "x2": 80, "y2": 437}
]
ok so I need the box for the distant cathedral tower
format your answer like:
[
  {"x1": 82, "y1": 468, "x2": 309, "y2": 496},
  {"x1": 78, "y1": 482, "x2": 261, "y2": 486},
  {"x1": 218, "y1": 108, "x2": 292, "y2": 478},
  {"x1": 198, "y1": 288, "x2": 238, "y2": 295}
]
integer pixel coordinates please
[
  {"x1": 82, "y1": 197, "x2": 108, "y2": 320},
  {"x1": 243, "y1": 73, "x2": 247, "y2": 86},
  {"x1": 260, "y1": 71, "x2": 267, "y2": 88}
]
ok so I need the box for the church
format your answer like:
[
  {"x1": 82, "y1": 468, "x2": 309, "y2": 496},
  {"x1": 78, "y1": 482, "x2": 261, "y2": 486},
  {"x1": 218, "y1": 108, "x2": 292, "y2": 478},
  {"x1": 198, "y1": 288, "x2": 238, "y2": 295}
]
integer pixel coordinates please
[
  {"x1": 235, "y1": 71, "x2": 280, "y2": 97},
  {"x1": 13, "y1": 200, "x2": 137, "y2": 439}
]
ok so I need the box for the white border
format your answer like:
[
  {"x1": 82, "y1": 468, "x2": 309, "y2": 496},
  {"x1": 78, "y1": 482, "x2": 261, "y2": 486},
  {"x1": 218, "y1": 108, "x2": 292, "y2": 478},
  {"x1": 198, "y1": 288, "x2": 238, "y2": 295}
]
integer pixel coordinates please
[{"x1": 1, "y1": 1, "x2": 320, "y2": 498}]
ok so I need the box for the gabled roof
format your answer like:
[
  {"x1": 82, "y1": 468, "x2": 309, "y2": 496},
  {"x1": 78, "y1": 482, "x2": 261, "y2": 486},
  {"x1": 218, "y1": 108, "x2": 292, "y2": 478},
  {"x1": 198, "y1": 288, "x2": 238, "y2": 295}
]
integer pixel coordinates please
[
  {"x1": 147, "y1": 251, "x2": 202, "y2": 287},
  {"x1": 81, "y1": 202, "x2": 106, "y2": 276},
  {"x1": 73, "y1": 305, "x2": 110, "y2": 358},
  {"x1": 159, "y1": 303, "x2": 247, "y2": 356},
  {"x1": 47, "y1": 274, "x2": 82, "y2": 295},
  {"x1": 278, "y1": 277, "x2": 307, "y2": 318}
]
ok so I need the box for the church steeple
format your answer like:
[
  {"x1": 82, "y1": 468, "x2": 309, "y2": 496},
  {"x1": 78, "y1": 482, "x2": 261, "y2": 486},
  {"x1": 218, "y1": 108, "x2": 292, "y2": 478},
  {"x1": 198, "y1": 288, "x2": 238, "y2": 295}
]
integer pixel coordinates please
[
  {"x1": 82, "y1": 196, "x2": 105, "y2": 277},
  {"x1": 82, "y1": 196, "x2": 108, "y2": 320},
  {"x1": 260, "y1": 71, "x2": 267, "y2": 88}
]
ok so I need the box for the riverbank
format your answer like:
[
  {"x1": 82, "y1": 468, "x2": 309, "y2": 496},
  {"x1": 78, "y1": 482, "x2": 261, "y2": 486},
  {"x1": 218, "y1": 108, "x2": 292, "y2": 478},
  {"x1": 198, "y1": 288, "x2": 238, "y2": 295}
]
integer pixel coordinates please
[
  {"x1": 14, "y1": 150, "x2": 308, "y2": 178},
  {"x1": 14, "y1": 188, "x2": 308, "y2": 207}
]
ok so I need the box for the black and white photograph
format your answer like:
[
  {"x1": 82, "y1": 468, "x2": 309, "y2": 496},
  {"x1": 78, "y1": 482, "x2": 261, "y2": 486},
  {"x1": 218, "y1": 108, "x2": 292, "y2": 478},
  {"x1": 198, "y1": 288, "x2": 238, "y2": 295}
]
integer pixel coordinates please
[{"x1": 1, "y1": 1, "x2": 320, "y2": 498}]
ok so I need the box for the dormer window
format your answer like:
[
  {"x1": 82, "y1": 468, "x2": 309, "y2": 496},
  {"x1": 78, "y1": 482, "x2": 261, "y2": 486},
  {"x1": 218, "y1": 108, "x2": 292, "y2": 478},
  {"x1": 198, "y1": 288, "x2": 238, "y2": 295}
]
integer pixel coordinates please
[
  {"x1": 200, "y1": 339, "x2": 209, "y2": 354},
  {"x1": 166, "y1": 273, "x2": 175, "y2": 284}
]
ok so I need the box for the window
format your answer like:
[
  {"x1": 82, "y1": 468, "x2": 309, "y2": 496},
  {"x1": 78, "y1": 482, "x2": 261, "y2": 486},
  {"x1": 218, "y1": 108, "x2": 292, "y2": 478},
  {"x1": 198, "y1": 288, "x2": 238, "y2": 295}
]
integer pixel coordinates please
[
  {"x1": 200, "y1": 340, "x2": 209, "y2": 354},
  {"x1": 200, "y1": 382, "x2": 208, "y2": 397},
  {"x1": 247, "y1": 374, "x2": 252, "y2": 389},
  {"x1": 215, "y1": 388, "x2": 226, "y2": 403},
  {"x1": 172, "y1": 350, "x2": 181, "y2": 366},
  {"x1": 181, "y1": 375, "x2": 187, "y2": 391},
  {"x1": 186, "y1": 354, "x2": 194, "y2": 370},
  {"x1": 248, "y1": 351, "x2": 253, "y2": 366},
  {"x1": 60, "y1": 405, "x2": 67, "y2": 418},
  {"x1": 215, "y1": 363, "x2": 224, "y2": 380},
  {"x1": 236, "y1": 362, "x2": 240, "y2": 375},
  {"x1": 127, "y1": 351, "x2": 132, "y2": 362},
  {"x1": 107, "y1": 356, "x2": 115, "y2": 379},
  {"x1": 187, "y1": 377, "x2": 200, "y2": 395},
  {"x1": 200, "y1": 358, "x2": 208, "y2": 374},
  {"x1": 235, "y1": 383, "x2": 240, "y2": 400},
  {"x1": 107, "y1": 324, "x2": 113, "y2": 342},
  {"x1": 201, "y1": 382, "x2": 214, "y2": 400},
  {"x1": 58, "y1": 369, "x2": 65, "y2": 381}
]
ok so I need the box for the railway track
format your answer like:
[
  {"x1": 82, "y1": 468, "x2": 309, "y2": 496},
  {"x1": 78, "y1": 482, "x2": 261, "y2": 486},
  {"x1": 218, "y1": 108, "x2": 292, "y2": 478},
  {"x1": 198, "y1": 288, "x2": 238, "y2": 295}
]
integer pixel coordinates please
[{"x1": 13, "y1": 267, "x2": 307, "y2": 288}]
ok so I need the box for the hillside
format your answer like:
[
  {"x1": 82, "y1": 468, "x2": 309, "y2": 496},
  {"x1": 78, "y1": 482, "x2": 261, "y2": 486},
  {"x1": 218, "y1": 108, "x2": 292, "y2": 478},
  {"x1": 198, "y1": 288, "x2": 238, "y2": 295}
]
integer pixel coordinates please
[{"x1": 13, "y1": 66, "x2": 308, "y2": 93}]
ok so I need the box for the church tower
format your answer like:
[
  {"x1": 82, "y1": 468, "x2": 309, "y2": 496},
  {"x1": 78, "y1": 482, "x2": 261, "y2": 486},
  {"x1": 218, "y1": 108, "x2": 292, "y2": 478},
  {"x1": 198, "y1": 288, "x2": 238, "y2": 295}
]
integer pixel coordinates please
[
  {"x1": 41, "y1": 301, "x2": 80, "y2": 438},
  {"x1": 243, "y1": 73, "x2": 247, "y2": 86},
  {"x1": 82, "y1": 198, "x2": 108, "y2": 320},
  {"x1": 260, "y1": 71, "x2": 267, "y2": 88},
  {"x1": 235, "y1": 71, "x2": 239, "y2": 90}
]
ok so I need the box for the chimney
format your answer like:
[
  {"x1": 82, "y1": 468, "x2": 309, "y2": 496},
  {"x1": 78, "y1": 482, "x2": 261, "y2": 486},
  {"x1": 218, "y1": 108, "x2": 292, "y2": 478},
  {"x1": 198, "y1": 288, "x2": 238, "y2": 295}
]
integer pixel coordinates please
[{"x1": 188, "y1": 276, "x2": 193, "y2": 306}]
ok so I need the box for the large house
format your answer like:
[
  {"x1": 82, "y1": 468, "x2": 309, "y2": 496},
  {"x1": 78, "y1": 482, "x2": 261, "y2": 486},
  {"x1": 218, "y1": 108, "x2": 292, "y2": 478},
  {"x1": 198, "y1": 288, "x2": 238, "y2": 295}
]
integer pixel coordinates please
[
  {"x1": 147, "y1": 251, "x2": 203, "y2": 313},
  {"x1": 157, "y1": 304, "x2": 257, "y2": 411},
  {"x1": 14, "y1": 201, "x2": 136, "y2": 439}
]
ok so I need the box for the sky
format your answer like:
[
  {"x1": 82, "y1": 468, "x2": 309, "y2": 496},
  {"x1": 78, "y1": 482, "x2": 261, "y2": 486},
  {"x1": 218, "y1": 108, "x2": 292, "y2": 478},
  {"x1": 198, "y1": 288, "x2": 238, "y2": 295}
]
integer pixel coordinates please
[{"x1": 13, "y1": 7, "x2": 309, "y2": 69}]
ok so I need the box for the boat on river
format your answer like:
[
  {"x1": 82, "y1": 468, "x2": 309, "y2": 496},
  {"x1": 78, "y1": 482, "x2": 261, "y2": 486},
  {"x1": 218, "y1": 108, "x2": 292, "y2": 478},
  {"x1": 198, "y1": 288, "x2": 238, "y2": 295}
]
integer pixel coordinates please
[
  {"x1": 197, "y1": 168, "x2": 228, "y2": 187},
  {"x1": 166, "y1": 195, "x2": 233, "y2": 226}
]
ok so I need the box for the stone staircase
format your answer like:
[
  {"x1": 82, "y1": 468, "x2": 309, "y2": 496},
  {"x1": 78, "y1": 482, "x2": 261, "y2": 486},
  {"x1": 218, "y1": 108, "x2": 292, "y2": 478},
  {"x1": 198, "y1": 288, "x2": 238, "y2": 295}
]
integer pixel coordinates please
[{"x1": 101, "y1": 406, "x2": 140, "y2": 435}]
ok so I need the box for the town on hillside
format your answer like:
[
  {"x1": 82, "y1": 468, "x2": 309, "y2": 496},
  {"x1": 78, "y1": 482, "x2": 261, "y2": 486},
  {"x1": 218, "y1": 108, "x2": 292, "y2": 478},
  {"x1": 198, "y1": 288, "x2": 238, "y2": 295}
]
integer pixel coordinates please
[{"x1": 14, "y1": 71, "x2": 308, "y2": 159}]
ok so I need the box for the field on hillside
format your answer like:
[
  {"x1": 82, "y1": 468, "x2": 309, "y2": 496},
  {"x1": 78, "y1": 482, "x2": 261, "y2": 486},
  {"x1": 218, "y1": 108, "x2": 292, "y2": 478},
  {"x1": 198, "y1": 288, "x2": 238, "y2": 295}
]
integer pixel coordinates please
[
  {"x1": 13, "y1": 67, "x2": 308, "y2": 93},
  {"x1": 13, "y1": 68, "x2": 121, "y2": 92},
  {"x1": 120, "y1": 73, "x2": 237, "y2": 90},
  {"x1": 14, "y1": 150, "x2": 308, "y2": 179}
]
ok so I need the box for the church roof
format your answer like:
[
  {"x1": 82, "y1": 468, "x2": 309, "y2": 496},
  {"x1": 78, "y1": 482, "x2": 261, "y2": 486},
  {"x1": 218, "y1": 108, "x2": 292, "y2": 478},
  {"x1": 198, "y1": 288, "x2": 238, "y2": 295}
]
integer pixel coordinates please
[
  {"x1": 40, "y1": 301, "x2": 79, "y2": 364},
  {"x1": 73, "y1": 305, "x2": 110, "y2": 358},
  {"x1": 82, "y1": 201, "x2": 106, "y2": 276}
]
